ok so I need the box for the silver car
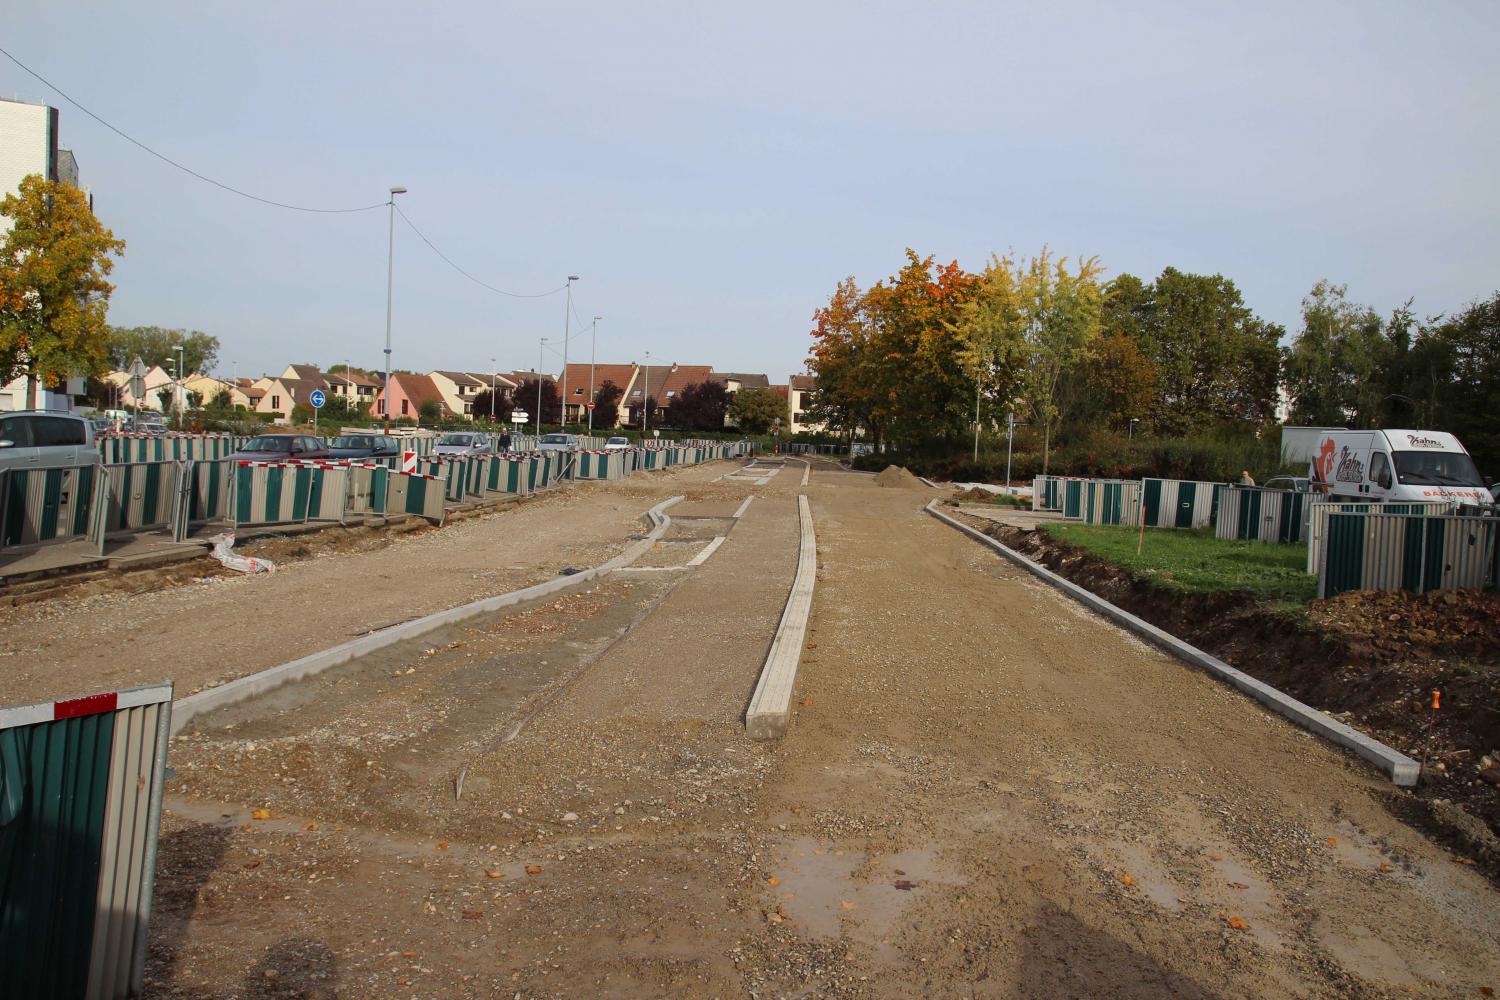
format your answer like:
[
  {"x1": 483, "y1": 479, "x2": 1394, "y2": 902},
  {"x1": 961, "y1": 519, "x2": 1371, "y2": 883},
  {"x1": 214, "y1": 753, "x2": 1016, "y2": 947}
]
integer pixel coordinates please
[
  {"x1": 0, "y1": 411, "x2": 99, "y2": 470},
  {"x1": 538, "y1": 433, "x2": 578, "y2": 454},
  {"x1": 432, "y1": 432, "x2": 491, "y2": 458}
]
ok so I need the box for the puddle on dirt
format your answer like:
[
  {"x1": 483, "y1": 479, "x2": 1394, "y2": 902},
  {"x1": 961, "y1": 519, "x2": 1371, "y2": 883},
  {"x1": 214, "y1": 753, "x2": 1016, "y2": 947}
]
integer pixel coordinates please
[{"x1": 768, "y1": 837, "x2": 956, "y2": 959}]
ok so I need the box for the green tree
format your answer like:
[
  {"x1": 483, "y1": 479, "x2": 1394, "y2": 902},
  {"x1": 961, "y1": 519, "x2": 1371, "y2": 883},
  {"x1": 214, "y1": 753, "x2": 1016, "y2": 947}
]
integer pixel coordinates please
[
  {"x1": 0, "y1": 175, "x2": 126, "y2": 408},
  {"x1": 469, "y1": 389, "x2": 512, "y2": 424},
  {"x1": 729, "y1": 386, "x2": 790, "y2": 434},
  {"x1": 948, "y1": 254, "x2": 1029, "y2": 443},
  {"x1": 514, "y1": 378, "x2": 561, "y2": 425},
  {"x1": 1422, "y1": 293, "x2": 1500, "y2": 475},
  {"x1": 418, "y1": 399, "x2": 442, "y2": 424},
  {"x1": 593, "y1": 380, "x2": 623, "y2": 428},
  {"x1": 107, "y1": 326, "x2": 219, "y2": 376},
  {"x1": 666, "y1": 380, "x2": 729, "y2": 431},
  {"x1": 808, "y1": 277, "x2": 882, "y2": 444},
  {"x1": 1015, "y1": 250, "x2": 1105, "y2": 470}
]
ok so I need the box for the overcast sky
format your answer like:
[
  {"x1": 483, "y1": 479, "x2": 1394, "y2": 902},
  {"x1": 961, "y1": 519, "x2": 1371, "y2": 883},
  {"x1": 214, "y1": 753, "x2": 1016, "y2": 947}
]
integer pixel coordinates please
[{"x1": 5, "y1": 2, "x2": 1498, "y2": 381}]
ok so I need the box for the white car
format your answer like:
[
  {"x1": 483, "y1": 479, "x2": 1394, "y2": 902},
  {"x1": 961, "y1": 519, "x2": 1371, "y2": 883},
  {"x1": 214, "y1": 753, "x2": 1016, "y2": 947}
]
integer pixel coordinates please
[
  {"x1": 538, "y1": 433, "x2": 579, "y2": 454},
  {"x1": 604, "y1": 436, "x2": 630, "y2": 452},
  {"x1": 432, "y1": 432, "x2": 491, "y2": 458}
]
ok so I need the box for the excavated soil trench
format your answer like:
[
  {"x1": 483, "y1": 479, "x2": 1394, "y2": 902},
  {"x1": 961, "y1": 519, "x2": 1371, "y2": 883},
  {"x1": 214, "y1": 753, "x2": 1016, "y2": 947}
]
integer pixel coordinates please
[{"x1": 976, "y1": 518, "x2": 1500, "y2": 864}]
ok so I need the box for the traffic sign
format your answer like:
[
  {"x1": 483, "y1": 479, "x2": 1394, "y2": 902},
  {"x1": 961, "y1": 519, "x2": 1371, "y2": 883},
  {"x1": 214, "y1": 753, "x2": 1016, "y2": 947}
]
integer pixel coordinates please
[
  {"x1": 309, "y1": 389, "x2": 326, "y2": 409},
  {"x1": 401, "y1": 451, "x2": 418, "y2": 474},
  {"x1": 510, "y1": 411, "x2": 529, "y2": 424},
  {"x1": 128, "y1": 356, "x2": 147, "y2": 403},
  {"x1": 585, "y1": 401, "x2": 595, "y2": 410}
]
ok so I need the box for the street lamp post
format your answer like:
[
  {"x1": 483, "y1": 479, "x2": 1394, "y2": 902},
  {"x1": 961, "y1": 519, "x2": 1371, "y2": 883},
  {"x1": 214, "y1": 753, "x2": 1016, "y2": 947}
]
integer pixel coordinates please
[
  {"x1": 536, "y1": 339, "x2": 547, "y2": 438},
  {"x1": 588, "y1": 315, "x2": 601, "y2": 432},
  {"x1": 382, "y1": 185, "x2": 407, "y2": 424},
  {"x1": 559, "y1": 276, "x2": 579, "y2": 427},
  {"x1": 641, "y1": 351, "x2": 652, "y2": 436},
  {"x1": 490, "y1": 357, "x2": 498, "y2": 421}
]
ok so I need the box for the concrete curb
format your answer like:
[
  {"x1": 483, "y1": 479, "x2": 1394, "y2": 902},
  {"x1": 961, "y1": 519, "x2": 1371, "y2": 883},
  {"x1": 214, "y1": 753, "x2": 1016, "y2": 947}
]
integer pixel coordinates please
[
  {"x1": 745, "y1": 495, "x2": 817, "y2": 740},
  {"x1": 923, "y1": 500, "x2": 1420, "y2": 786},
  {"x1": 170, "y1": 496, "x2": 684, "y2": 735}
]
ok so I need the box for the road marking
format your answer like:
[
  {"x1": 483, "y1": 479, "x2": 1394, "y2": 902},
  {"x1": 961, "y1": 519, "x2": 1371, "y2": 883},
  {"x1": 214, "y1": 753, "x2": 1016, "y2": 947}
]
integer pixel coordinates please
[
  {"x1": 733, "y1": 496, "x2": 754, "y2": 519},
  {"x1": 686, "y1": 536, "x2": 726, "y2": 566}
]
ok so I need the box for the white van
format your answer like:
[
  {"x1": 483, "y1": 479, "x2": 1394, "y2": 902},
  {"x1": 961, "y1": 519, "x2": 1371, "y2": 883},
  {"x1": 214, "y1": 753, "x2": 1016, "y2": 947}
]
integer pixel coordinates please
[{"x1": 1308, "y1": 428, "x2": 1491, "y2": 505}]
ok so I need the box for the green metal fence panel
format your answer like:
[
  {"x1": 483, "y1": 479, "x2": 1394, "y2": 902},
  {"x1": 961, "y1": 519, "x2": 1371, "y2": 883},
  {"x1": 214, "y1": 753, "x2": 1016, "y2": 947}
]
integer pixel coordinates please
[
  {"x1": 1304, "y1": 500, "x2": 1453, "y2": 574},
  {"x1": 97, "y1": 462, "x2": 180, "y2": 536},
  {"x1": 1061, "y1": 479, "x2": 1085, "y2": 519},
  {"x1": 230, "y1": 463, "x2": 347, "y2": 527},
  {"x1": 1139, "y1": 478, "x2": 1217, "y2": 530},
  {"x1": 1214, "y1": 487, "x2": 1308, "y2": 544},
  {"x1": 386, "y1": 471, "x2": 446, "y2": 523},
  {"x1": 0, "y1": 683, "x2": 173, "y2": 1000},
  {"x1": 0, "y1": 465, "x2": 97, "y2": 549},
  {"x1": 1318, "y1": 512, "x2": 1500, "y2": 599},
  {"x1": 1080, "y1": 479, "x2": 1141, "y2": 526}
]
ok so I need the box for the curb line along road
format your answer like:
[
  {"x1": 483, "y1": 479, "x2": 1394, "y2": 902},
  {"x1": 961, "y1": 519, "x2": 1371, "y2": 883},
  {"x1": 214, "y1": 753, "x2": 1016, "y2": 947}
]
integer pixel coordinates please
[
  {"x1": 924, "y1": 499, "x2": 1420, "y2": 786},
  {"x1": 169, "y1": 496, "x2": 683, "y2": 735},
  {"x1": 745, "y1": 494, "x2": 817, "y2": 740}
]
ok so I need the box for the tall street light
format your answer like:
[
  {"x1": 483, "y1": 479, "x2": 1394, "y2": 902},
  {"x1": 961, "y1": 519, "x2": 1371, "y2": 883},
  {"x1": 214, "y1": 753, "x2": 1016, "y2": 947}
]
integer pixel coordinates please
[
  {"x1": 536, "y1": 338, "x2": 547, "y2": 438},
  {"x1": 490, "y1": 357, "x2": 498, "y2": 421},
  {"x1": 382, "y1": 185, "x2": 407, "y2": 424},
  {"x1": 588, "y1": 315, "x2": 602, "y2": 432},
  {"x1": 559, "y1": 276, "x2": 579, "y2": 427},
  {"x1": 641, "y1": 350, "x2": 653, "y2": 436}
]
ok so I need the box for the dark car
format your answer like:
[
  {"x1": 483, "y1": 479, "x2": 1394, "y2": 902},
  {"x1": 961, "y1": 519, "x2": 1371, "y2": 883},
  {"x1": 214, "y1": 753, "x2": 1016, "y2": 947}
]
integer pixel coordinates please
[
  {"x1": 327, "y1": 433, "x2": 400, "y2": 460},
  {"x1": 227, "y1": 434, "x2": 331, "y2": 463}
]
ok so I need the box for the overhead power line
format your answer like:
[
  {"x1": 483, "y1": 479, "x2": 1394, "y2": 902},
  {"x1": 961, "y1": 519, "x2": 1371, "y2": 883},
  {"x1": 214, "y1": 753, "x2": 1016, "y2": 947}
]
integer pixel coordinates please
[
  {"x1": 0, "y1": 45, "x2": 385, "y2": 214},
  {"x1": 395, "y1": 205, "x2": 570, "y2": 300}
]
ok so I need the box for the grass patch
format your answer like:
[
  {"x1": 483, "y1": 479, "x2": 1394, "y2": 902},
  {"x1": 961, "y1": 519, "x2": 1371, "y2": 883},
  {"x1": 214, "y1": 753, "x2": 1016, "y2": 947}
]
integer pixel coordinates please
[{"x1": 1040, "y1": 523, "x2": 1317, "y2": 604}]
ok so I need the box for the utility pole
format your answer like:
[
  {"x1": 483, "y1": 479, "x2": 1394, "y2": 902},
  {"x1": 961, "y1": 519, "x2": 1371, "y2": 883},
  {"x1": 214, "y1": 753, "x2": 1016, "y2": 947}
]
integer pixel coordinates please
[
  {"x1": 382, "y1": 185, "x2": 407, "y2": 426},
  {"x1": 1005, "y1": 410, "x2": 1015, "y2": 489},
  {"x1": 588, "y1": 315, "x2": 601, "y2": 432},
  {"x1": 641, "y1": 352, "x2": 652, "y2": 436},
  {"x1": 490, "y1": 357, "x2": 498, "y2": 421},
  {"x1": 560, "y1": 275, "x2": 579, "y2": 427}
]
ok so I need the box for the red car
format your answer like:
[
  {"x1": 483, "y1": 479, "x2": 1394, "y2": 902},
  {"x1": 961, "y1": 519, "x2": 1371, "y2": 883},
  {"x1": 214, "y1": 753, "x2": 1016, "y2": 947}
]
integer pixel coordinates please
[{"x1": 227, "y1": 434, "x2": 331, "y2": 463}]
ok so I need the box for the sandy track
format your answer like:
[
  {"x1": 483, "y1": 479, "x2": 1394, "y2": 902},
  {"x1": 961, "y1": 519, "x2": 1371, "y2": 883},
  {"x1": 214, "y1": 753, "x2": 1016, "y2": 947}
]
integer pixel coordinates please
[
  {"x1": 0, "y1": 462, "x2": 731, "y2": 707},
  {"x1": 135, "y1": 460, "x2": 1500, "y2": 997}
]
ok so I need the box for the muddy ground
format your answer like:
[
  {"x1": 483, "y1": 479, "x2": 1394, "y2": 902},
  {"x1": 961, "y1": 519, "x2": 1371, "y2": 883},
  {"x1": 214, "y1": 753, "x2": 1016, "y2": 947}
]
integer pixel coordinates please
[
  {"x1": 90, "y1": 460, "x2": 1500, "y2": 998},
  {"x1": 984, "y1": 519, "x2": 1500, "y2": 858}
]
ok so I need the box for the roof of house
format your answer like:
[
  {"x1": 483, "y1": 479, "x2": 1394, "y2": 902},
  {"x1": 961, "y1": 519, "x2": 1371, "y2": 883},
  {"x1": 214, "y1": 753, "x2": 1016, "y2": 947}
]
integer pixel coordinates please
[
  {"x1": 632, "y1": 364, "x2": 714, "y2": 403},
  {"x1": 329, "y1": 370, "x2": 381, "y2": 388},
  {"x1": 279, "y1": 378, "x2": 327, "y2": 404},
  {"x1": 285, "y1": 365, "x2": 329, "y2": 387},
  {"x1": 244, "y1": 386, "x2": 266, "y2": 400},
  {"x1": 387, "y1": 373, "x2": 447, "y2": 412},
  {"x1": 769, "y1": 384, "x2": 789, "y2": 399},
  {"x1": 432, "y1": 370, "x2": 486, "y2": 387},
  {"x1": 560, "y1": 363, "x2": 637, "y2": 399},
  {"x1": 711, "y1": 372, "x2": 770, "y2": 389},
  {"x1": 509, "y1": 370, "x2": 555, "y2": 385},
  {"x1": 788, "y1": 374, "x2": 817, "y2": 391},
  {"x1": 463, "y1": 372, "x2": 518, "y2": 390}
]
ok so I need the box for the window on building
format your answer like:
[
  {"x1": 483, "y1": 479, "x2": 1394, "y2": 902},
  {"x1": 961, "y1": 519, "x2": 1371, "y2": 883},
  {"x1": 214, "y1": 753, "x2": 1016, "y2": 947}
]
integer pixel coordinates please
[
  {"x1": 631, "y1": 389, "x2": 642, "y2": 398},
  {"x1": 666, "y1": 391, "x2": 676, "y2": 398},
  {"x1": 401, "y1": 399, "x2": 410, "y2": 416},
  {"x1": 271, "y1": 395, "x2": 281, "y2": 409},
  {"x1": 464, "y1": 403, "x2": 473, "y2": 414},
  {"x1": 574, "y1": 387, "x2": 584, "y2": 395}
]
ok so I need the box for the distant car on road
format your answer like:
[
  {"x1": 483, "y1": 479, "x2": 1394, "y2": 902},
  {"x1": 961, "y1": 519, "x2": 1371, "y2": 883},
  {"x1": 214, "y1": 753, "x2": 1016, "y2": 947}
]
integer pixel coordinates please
[
  {"x1": 128, "y1": 415, "x2": 169, "y2": 436},
  {"x1": 604, "y1": 436, "x2": 630, "y2": 452},
  {"x1": 327, "y1": 434, "x2": 399, "y2": 460},
  {"x1": 228, "y1": 434, "x2": 330, "y2": 463},
  {"x1": 538, "y1": 433, "x2": 579, "y2": 454},
  {"x1": 432, "y1": 432, "x2": 491, "y2": 457},
  {"x1": 0, "y1": 411, "x2": 99, "y2": 470},
  {"x1": 89, "y1": 416, "x2": 116, "y2": 437},
  {"x1": 1262, "y1": 476, "x2": 1312, "y2": 493}
]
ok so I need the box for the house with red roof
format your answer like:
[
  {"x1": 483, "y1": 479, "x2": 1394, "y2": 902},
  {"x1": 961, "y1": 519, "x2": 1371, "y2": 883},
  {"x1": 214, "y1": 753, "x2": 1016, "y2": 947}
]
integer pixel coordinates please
[{"x1": 372, "y1": 373, "x2": 448, "y2": 422}]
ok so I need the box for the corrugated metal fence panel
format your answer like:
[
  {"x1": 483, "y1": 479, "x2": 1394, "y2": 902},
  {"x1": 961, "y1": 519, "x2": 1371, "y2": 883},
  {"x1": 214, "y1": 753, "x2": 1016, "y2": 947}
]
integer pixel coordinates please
[
  {"x1": 0, "y1": 465, "x2": 97, "y2": 549},
  {"x1": 345, "y1": 465, "x2": 390, "y2": 515},
  {"x1": 1305, "y1": 501, "x2": 1453, "y2": 574},
  {"x1": 99, "y1": 462, "x2": 180, "y2": 535},
  {"x1": 386, "y1": 472, "x2": 446, "y2": 523},
  {"x1": 1319, "y1": 512, "x2": 1500, "y2": 599},
  {"x1": 1080, "y1": 480, "x2": 1142, "y2": 526},
  {"x1": 1214, "y1": 487, "x2": 1309, "y2": 544},
  {"x1": 230, "y1": 464, "x2": 348, "y2": 527},
  {"x1": 1140, "y1": 479, "x2": 1218, "y2": 529},
  {"x1": 0, "y1": 684, "x2": 173, "y2": 1000}
]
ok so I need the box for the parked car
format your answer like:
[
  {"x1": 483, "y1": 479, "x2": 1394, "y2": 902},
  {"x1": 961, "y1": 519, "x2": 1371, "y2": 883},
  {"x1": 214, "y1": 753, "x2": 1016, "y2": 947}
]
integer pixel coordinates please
[
  {"x1": 227, "y1": 434, "x2": 331, "y2": 463},
  {"x1": 433, "y1": 432, "x2": 491, "y2": 458},
  {"x1": 0, "y1": 411, "x2": 99, "y2": 470},
  {"x1": 604, "y1": 436, "x2": 630, "y2": 452},
  {"x1": 1262, "y1": 476, "x2": 1312, "y2": 493},
  {"x1": 128, "y1": 415, "x2": 169, "y2": 436},
  {"x1": 327, "y1": 434, "x2": 400, "y2": 460},
  {"x1": 89, "y1": 416, "x2": 116, "y2": 437},
  {"x1": 538, "y1": 433, "x2": 579, "y2": 454}
]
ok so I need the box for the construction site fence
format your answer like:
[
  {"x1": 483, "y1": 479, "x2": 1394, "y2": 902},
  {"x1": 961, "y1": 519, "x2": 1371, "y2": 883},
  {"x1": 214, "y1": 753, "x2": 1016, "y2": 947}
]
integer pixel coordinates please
[
  {"x1": 0, "y1": 683, "x2": 173, "y2": 1000},
  {"x1": 1140, "y1": 478, "x2": 1220, "y2": 530},
  {"x1": 1072, "y1": 479, "x2": 1143, "y2": 526},
  {"x1": 1318, "y1": 510, "x2": 1500, "y2": 599},
  {"x1": 1304, "y1": 500, "x2": 1456, "y2": 575},
  {"x1": 96, "y1": 433, "x2": 249, "y2": 464},
  {"x1": 1213, "y1": 486, "x2": 1310, "y2": 544},
  {"x1": 1031, "y1": 475, "x2": 1088, "y2": 512}
]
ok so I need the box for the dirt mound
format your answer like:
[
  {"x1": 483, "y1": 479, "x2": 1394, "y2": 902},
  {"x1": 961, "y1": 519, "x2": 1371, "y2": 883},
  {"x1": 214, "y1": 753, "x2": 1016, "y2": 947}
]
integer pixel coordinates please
[
  {"x1": 875, "y1": 465, "x2": 927, "y2": 490},
  {"x1": 951, "y1": 486, "x2": 994, "y2": 502}
]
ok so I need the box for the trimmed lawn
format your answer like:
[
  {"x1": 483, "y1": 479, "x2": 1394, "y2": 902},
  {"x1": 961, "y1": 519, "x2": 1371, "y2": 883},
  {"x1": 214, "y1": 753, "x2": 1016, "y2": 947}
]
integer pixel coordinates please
[{"x1": 1040, "y1": 523, "x2": 1317, "y2": 604}]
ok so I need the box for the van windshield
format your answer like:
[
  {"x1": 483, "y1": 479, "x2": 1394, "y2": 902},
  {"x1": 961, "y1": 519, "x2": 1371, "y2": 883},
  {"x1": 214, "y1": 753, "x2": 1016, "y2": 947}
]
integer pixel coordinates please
[{"x1": 1393, "y1": 450, "x2": 1484, "y2": 487}]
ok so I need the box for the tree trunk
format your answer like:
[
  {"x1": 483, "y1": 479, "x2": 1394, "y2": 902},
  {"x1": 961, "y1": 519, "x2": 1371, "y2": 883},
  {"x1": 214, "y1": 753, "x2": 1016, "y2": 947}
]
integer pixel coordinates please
[{"x1": 23, "y1": 369, "x2": 36, "y2": 411}]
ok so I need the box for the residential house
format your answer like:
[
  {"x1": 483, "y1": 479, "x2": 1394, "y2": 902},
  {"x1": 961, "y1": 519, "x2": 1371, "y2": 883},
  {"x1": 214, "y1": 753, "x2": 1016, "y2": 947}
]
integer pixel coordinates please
[
  {"x1": 327, "y1": 369, "x2": 381, "y2": 412},
  {"x1": 182, "y1": 373, "x2": 251, "y2": 409},
  {"x1": 558, "y1": 363, "x2": 639, "y2": 425},
  {"x1": 0, "y1": 375, "x2": 87, "y2": 412},
  {"x1": 112, "y1": 365, "x2": 176, "y2": 411},
  {"x1": 788, "y1": 374, "x2": 823, "y2": 434},
  {"x1": 372, "y1": 373, "x2": 448, "y2": 422},
  {"x1": 626, "y1": 363, "x2": 713, "y2": 428},
  {"x1": 710, "y1": 372, "x2": 771, "y2": 428},
  {"x1": 429, "y1": 371, "x2": 518, "y2": 420}
]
